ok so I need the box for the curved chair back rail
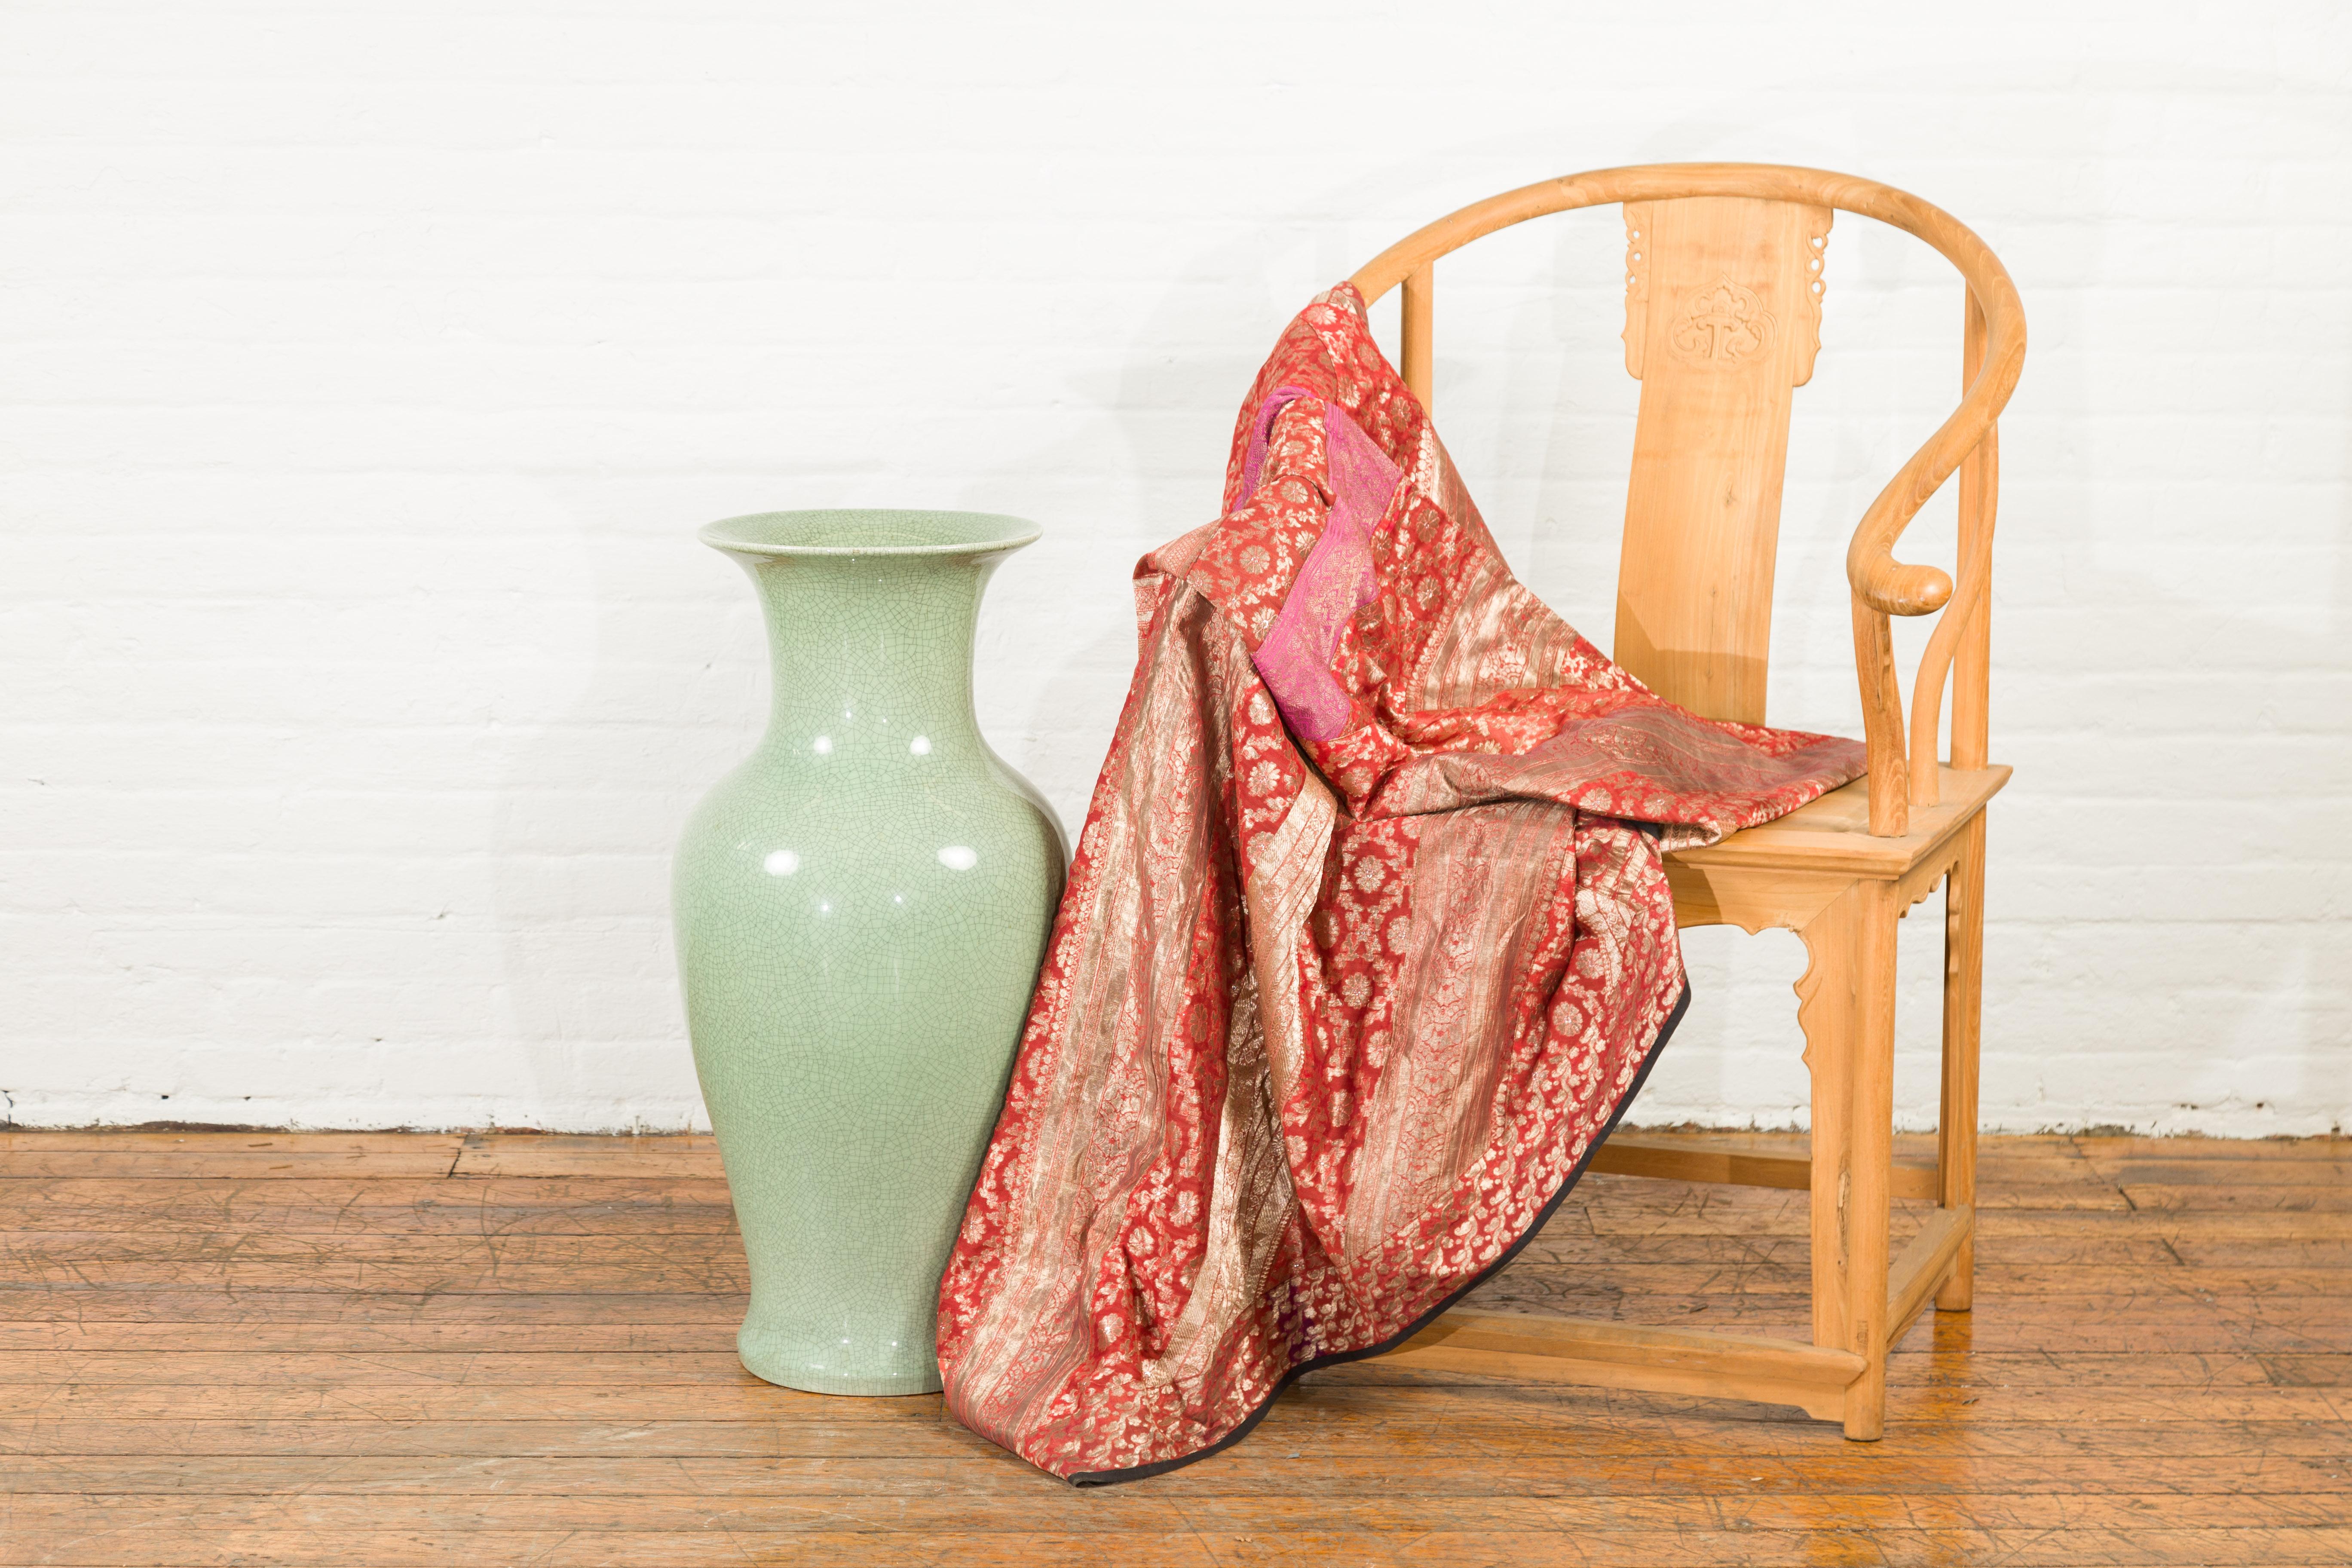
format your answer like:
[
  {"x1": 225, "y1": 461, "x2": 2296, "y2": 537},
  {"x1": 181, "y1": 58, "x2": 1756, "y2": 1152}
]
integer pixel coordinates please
[{"x1": 1350, "y1": 163, "x2": 2025, "y2": 834}]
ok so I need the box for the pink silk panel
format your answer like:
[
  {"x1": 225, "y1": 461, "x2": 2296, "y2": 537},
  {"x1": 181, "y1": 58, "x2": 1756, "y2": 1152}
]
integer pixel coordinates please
[{"x1": 936, "y1": 285, "x2": 1867, "y2": 1482}]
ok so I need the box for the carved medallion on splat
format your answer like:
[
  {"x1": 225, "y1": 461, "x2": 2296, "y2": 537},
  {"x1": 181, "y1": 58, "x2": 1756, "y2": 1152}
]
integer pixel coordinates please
[
  {"x1": 1620, "y1": 200, "x2": 1832, "y2": 387},
  {"x1": 1614, "y1": 195, "x2": 1838, "y2": 726},
  {"x1": 1668, "y1": 276, "x2": 1775, "y2": 366}
]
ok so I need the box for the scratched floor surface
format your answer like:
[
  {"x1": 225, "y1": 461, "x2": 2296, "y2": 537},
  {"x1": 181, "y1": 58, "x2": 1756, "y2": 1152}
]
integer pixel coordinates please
[{"x1": 0, "y1": 1128, "x2": 2345, "y2": 1565}]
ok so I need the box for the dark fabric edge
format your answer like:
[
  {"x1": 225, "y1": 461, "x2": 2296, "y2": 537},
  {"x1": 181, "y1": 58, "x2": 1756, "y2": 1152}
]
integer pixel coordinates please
[{"x1": 1064, "y1": 978, "x2": 1693, "y2": 1487}]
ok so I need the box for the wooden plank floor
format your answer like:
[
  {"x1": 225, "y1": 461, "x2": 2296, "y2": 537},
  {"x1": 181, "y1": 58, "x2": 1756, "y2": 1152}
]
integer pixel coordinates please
[{"x1": 0, "y1": 1130, "x2": 2346, "y2": 1566}]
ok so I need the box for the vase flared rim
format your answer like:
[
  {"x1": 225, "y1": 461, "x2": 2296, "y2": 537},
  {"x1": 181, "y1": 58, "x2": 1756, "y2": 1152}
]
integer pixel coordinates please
[{"x1": 701, "y1": 508, "x2": 1041, "y2": 558}]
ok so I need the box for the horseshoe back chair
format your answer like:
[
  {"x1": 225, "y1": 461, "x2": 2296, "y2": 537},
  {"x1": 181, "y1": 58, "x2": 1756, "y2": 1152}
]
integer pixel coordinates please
[{"x1": 1359, "y1": 164, "x2": 2025, "y2": 1439}]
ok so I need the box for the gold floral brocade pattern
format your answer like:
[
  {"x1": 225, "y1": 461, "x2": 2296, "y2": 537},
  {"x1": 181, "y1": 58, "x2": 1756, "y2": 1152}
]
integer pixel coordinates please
[{"x1": 935, "y1": 286, "x2": 1867, "y2": 1482}]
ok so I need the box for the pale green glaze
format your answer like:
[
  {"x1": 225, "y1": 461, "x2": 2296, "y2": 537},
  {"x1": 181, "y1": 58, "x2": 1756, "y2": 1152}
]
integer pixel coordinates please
[{"x1": 674, "y1": 509, "x2": 1066, "y2": 1396}]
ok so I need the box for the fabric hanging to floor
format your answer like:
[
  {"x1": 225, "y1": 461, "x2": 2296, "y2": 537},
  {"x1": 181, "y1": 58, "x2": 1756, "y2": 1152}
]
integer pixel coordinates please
[{"x1": 936, "y1": 285, "x2": 1866, "y2": 1482}]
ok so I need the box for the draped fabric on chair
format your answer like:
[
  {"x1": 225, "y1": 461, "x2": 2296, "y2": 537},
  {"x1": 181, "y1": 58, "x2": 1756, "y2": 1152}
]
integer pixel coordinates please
[{"x1": 935, "y1": 286, "x2": 1866, "y2": 1483}]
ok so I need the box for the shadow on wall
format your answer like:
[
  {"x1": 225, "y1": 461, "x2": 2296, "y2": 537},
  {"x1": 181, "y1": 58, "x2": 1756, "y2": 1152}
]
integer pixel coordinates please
[{"x1": 486, "y1": 483, "x2": 720, "y2": 1132}]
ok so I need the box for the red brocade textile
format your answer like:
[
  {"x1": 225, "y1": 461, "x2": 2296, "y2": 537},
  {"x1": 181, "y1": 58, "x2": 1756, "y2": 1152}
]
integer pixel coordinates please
[{"x1": 936, "y1": 286, "x2": 1866, "y2": 1482}]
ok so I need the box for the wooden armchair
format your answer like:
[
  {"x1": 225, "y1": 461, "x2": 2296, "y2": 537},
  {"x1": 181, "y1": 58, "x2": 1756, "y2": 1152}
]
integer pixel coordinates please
[{"x1": 1354, "y1": 165, "x2": 2025, "y2": 1440}]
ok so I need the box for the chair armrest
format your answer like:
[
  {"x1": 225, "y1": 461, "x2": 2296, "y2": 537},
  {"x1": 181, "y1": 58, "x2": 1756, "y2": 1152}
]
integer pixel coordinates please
[
  {"x1": 1849, "y1": 281, "x2": 2022, "y2": 834},
  {"x1": 1844, "y1": 312, "x2": 2021, "y2": 619}
]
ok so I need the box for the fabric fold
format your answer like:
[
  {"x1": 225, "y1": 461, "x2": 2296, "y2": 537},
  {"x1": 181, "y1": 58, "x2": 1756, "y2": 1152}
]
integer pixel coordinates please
[{"x1": 936, "y1": 284, "x2": 1866, "y2": 1482}]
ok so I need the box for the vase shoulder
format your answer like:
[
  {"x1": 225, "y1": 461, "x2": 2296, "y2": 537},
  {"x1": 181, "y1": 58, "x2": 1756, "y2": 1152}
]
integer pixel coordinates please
[{"x1": 677, "y1": 746, "x2": 1063, "y2": 925}]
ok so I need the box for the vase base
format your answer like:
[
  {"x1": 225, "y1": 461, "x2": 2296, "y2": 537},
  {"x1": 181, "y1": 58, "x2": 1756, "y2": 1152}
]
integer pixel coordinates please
[{"x1": 737, "y1": 1333, "x2": 943, "y2": 1397}]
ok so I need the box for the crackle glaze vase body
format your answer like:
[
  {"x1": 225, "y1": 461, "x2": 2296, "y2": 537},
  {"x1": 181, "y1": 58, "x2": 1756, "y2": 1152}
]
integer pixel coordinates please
[{"x1": 674, "y1": 510, "x2": 1066, "y2": 1396}]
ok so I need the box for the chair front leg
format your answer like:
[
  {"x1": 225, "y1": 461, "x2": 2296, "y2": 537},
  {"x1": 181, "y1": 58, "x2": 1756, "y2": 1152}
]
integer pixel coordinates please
[
  {"x1": 1936, "y1": 811, "x2": 1988, "y2": 1311},
  {"x1": 1797, "y1": 877, "x2": 1900, "y2": 1441}
]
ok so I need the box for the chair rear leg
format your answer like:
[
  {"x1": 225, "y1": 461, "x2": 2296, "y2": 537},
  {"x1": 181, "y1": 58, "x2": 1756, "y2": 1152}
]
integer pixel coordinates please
[{"x1": 1936, "y1": 812, "x2": 1988, "y2": 1313}]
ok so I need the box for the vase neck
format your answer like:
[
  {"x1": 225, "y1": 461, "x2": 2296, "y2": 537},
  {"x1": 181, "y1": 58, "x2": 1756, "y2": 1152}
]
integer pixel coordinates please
[{"x1": 738, "y1": 551, "x2": 995, "y2": 758}]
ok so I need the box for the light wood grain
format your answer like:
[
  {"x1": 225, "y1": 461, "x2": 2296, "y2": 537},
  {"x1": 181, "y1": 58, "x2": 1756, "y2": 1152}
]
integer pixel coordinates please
[
  {"x1": 1611, "y1": 196, "x2": 1829, "y2": 724},
  {"x1": 5, "y1": 1522, "x2": 2346, "y2": 1568},
  {"x1": 1949, "y1": 288, "x2": 1997, "y2": 774},
  {"x1": 7, "y1": 1450, "x2": 2350, "y2": 1500},
  {"x1": 1588, "y1": 1134, "x2": 1940, "y2": 1201},
  {"x1": 1350, "y1": 162, "x2": 2026, "y2": 838},
  {"x1": 1887, "y1": 1204, "x2": 1975, "y2": 1347},
  {"x1": 3, "y1": 1130, "x2": 2341, "y2": 1565},
  {"x1": 1390, "y1": 1310, "x2": 1859, "y2": 1422},
  {"x1": 1666, "y1": 766, "x2": 2008, "y2": 878},
  {"x1": 12, "y1": 1479, "x2": 2352, "y2": 1531},
  {"x1": 0, "y1": 1145, "x2": 467, "y2": 1178},
  {"x1": 1938, "y1": 812, "x2": 1988, "y2": 1309},
  {"x1": 1421, "y1": 168, "x2": 2019, "y2": 1447},
  {"x1": 1399, "y1": 262, "x2": 1432, "y2": 406}
]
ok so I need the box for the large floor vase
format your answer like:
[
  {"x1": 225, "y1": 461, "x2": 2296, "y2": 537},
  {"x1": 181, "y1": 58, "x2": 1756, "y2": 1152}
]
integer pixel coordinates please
[{"x1": 674, "y1": 509, "x2": 1066, "y2": 1395}]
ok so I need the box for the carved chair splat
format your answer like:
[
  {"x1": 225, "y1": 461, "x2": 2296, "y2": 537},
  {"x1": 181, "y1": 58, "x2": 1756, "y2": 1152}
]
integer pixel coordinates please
[{"x1": 1350, "y1": 164, "x2": 2024, "y2": 1441}]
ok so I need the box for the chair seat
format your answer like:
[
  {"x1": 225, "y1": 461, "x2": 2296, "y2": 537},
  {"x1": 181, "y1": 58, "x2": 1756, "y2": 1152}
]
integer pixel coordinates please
[{"x1": 1669, "y1": 763, "x2": 2011, "y2": 878}]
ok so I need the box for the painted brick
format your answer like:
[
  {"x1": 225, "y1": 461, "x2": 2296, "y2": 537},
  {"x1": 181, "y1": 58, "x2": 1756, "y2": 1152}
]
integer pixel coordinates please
[{"x1": 2, "y1": 0, "x2": 2346, "y2": 1135}]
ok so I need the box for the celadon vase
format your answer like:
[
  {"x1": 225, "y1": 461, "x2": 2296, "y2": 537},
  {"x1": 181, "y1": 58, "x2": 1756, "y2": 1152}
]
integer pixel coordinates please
[{"x1": 674, "y1": 509, "x2": 1066, "y2": 1396}]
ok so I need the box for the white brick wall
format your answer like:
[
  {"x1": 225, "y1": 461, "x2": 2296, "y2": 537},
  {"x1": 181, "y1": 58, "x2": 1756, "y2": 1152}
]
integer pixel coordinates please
[{"x1": 4, "y1": 0, "x2": 2346, "y2": 1134}]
